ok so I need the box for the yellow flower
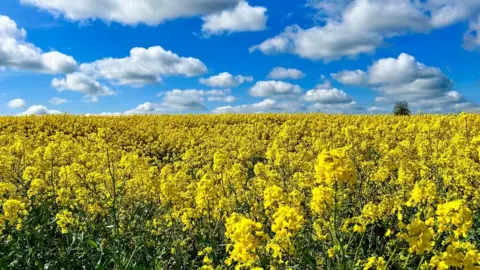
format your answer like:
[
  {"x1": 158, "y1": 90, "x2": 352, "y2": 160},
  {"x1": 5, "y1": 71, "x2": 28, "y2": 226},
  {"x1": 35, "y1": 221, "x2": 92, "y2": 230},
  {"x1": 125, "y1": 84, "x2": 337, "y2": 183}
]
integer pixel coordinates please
[
  {"x1": 354, "y1": 224, "x2": 366, "y2": 233},
  {"x1": 327, "y1": 248, "x2": 335, "y2": 258},
  {"x1": 2, "y1": 199, "x2": 27, "y2": 226},
  {"x1": 407, "y1": 180, "x2": 437, "y2": 207},
  {"x1": 436, "y1": 200, "x2": 472, "y2": 239},
  {"x1": 363, "y1": 256, "x2": 386, "y2": 270},
  {"x1": 399, "y1": 218, "x2": 435, "y2": 255},
  {"x1": 225, "y1": 213, "x2": 265, "y2": 269},
  {"x1": 310, "y1": 186, "x2": 334, "y2": 215},
  {"x1": 27, "y1": 178, "x2": 46, "y2": 198},
  {"x1": 267, "y1": 206, "x2": 304, "y2": 260},
  {"x1": 56, "y1": 210, "x2": 75, "y2": 234},
  {"x1": 0, "y1": 183, "x2": 16, "y2": 201},
  {"x1": 271, "y1": 206, "x2": 304, "y2": 238},
  {"x1": 429, "y1": 241, "x2": 480, "y2": 269},
  {"x1": 203, "y1": 256, "x2": 212, "y2": 265},
  {"x1": 315, "y1": 148, "x2": 356, "y2": 187},
  {"x1": 263, "y1": 185, "x2": 286, "y2": 211}
]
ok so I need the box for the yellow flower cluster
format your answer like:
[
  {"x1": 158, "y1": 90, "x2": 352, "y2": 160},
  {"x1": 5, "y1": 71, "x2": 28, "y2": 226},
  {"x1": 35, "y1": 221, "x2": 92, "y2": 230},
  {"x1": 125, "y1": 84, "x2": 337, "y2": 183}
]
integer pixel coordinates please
[
  {"x1": 436, "y1": 200, "x2": 473, "y2": 238},
  {"x1": 0, "y1": 114, "x2": 479, "y2": 269},
  {"x1": 363, "y1": 256, "x2": 386, "y2": 270},
  {"x1": 399, "y1": 218, "x2": 435, "y2": 255},
  {"x1": 225, "y1": 213, "x2": 266, "y2": 269},
  {"x1": 315, "y1": 148, "x2": 356, "y2": 186}
]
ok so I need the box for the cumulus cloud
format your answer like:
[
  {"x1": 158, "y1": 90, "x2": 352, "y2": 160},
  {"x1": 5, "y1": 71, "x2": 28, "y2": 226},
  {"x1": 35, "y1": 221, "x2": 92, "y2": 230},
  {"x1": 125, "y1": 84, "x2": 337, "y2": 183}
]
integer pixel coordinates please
[
  {"x1": 126, "y1": 89, "x2": 233, "y2": 114},
  {"x1": 331, "y1": 70, "x2": 368, "y2": 85},
  {"x1": 8, "y1": 98, "x2": 26, "y2": 109},
  {"x1": 463, "y1": 14, "x2": 480, "y2": 50},
  {"x1": 214, "y1": 81, "x2": 362, "y2": 114},
  {"x1": 249, "y1": 80, "x2": 302, "y2": 97},
  {"x1": 202, "y1": 2, "x2": 267, "y2": 36},
  {"x1": 267, "y1": 67, "x2": 305, "y2": 80},
  {"x1": 20, "y1": 0, "x2": 241, "y2": 26},
  {"x1": 303, "y1": 87, "x2": 353, "y2": 104},
  {"x1": 332, "y1": 52, "x2": 480, "y2": 112},
  {"x1": 249, "y1": 24, "x2": 383, "y2": 61},
  {"x1": 212, "y1": 99, "x2": 303, "y2": 113},
  {"x1": 94, "y1": 112, "x2": 123, "y2": 116},
  {"x1": 161, "y1": 89, "x2": 209, "y2": 111},
  {"x1": 199, "y1": 72, "x2": 253, "y2": 87},
  {"x1": 18, "y1": 105, "x2": 61, "y2": 116},
  {"x1": 124, "y1": 102, "x2": 164, "y2": 115},
  {"x1": 316, "y1": 75, "x2": 333, "y2": 89},
  {"x1": 79, "y1": 46, "x2": 207, "y2": 86},
  {"x1": 307, "y1": 0, "x2": 350, "y2": 20},
  {"x1": 49, "y1": 97, "x2": 68, "y2": 105},
  {"x1": 251, "y1": 0, "x2": 480, "y2": 61},
  {"x1": 0, "y1": 15, "x2": 77, "y2": 73},
  {"x1": 341, "y1": 0, "x2": 431, "y2": 35},
  {"x1": 367, "y1": 106, "x2": 388, "y2": 114},
  {"x1": 207, "y1": 95, "x2": 236, "y2": 103},
  {"x1": 307, "y1": 101, "x2": 364, "y2": 114},
  {"x1": 426, "y1": 0, "x2": 480, "y2": 28},
  {"x1": 301, "y1": 83, "x2": 360, "y2": 113},
  {"x1": 51, "y1": 72, "x2": 115, "y2": 102}
]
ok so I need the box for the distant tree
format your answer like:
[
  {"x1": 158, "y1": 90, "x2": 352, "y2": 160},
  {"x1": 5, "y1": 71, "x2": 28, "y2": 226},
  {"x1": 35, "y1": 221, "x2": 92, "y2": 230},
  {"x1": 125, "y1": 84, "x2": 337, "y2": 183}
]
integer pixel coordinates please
[{"x1": 393, "y1": 101, "x2": 411, "y2": 116}]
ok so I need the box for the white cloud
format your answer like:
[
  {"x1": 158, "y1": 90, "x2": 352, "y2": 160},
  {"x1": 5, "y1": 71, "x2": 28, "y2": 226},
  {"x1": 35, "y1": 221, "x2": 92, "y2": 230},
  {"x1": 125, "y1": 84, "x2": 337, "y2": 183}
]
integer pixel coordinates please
[
  {"x1": 97, "y1": 112, "x2": 123, "y2": 116},
  {"x1": 316, "y1": 75, "x2": 333, "y2": 89},
  {"x1": 126, "y1": 89, "x2": 233, "y2": 114},
  {"x1": 203, "y1": 89, "x2": 236, "y2": 103},
  {"x1": 84, "y1": 112, "x2": 124, "y2": 116},
  {"x1": 374, "y1": 96, "x2": 388, "y2": 103},
  {"x1": 331, "y1": 70, "x2": 368, "y2": 85},
  {"x1": 0, "y1": 15, "x2": 77, "y2": 73},
  {"x1": 267, "y1": 67, "x2": 305, "y2": 80},
  {"x1": 8, "y1": 98, "x2": 26, "y2": 109},
  {"x1": 426, "y1": 0, "x2": 480, "y2": 28},
  {"x1": 301, "y1": 83, "x2": 360, "y2": 113},
  {"x1": 303, "y1": 88, "x2": 353, "y2": 104},
  {"x1": 199, "y1": 72, "x2": 253, "y2": 87},
  {"x1": 214, "y1": 81, "x2": 361, "y2": 114},
  {"x1": 249, "y1": 80, "x2": 302, "y2": 97},
  {"x1": 249, "y1": 31, "x2": 291, "y2": 54},
  {"x1": 367, "y1": 106, "x2": 388, "y2": 113},
  {"x1": 161, "y1": 89, "x2": 208, "y2": 111},
  {"x1": 202, "y1": 1, "x2": 267, "y2": 36},
  {"x1": 51, "y1": 72, "x2": 115, "y2": 102},
  {"x1": 341, "y1": 0, "x2": 431, "y2": 36},
  {"x1": 213, "y1": 97, "x2": 361, "y2": 114},
  {"x1": 125, "y1": 102, "x2": 165, "y2": 115},
  {"x1": 20, "y1": 0, "x2": 241, "y2": 26},
  {"x1": 332, "y1": 52, "x2": 480, "y2": 112},
  {"x1": 79, "y1": 46, "x2": 207, "y2": 86},
  {"x1": 18, "y1": 105, "x2": 61, "y2": 116},
  {"x1": 307, "y1": 0, "x2": 349, "y2": 20},
  {"x1": 249, "y1": 24, "x2": 383, "y2": 61},
  {"x1": 464, "y1": 14, "x2": 480, "y2": 50},
  {"x1": 212, "y1": 99, "x2": 303, "y2": 113},
  {"x1": 307, "y1": 101, "x2": 364, "y2": 114},
  {"x1": 251, "y1": 0, "x2": 480, "y2": 61},
  {"x1": 207, "y1": 95, "x2": 236, "y2": 102},
  {"x1": 49, "y1": 97, "x2": 68, "y2": 105}
]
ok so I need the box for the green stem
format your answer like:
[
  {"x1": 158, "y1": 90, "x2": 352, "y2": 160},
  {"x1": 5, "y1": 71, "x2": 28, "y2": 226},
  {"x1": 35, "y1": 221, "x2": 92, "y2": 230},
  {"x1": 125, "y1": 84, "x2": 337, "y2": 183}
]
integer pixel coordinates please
[{"x1": 403, "y1": 253, "x2": 412, "y2": 268}]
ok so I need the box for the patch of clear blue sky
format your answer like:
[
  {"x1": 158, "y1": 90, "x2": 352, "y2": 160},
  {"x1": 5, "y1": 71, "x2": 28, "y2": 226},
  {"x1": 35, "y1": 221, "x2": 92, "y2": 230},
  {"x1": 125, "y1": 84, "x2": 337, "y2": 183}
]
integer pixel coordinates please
[{"x1": 0, "y1": 0, "x2": 478, "y2": 114}]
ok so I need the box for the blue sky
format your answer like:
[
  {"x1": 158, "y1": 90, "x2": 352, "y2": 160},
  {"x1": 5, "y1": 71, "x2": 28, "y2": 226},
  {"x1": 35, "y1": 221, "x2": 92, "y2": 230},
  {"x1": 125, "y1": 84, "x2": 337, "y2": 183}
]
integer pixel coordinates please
[{"x1": 0, "y1": 0, "x2": 479, "y2": 115}]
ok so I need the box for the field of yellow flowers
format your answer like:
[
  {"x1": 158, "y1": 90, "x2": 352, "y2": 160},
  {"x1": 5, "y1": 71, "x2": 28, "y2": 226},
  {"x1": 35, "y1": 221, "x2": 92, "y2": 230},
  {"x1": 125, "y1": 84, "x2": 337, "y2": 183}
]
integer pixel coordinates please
[{"x1": 0, "y1": 114, "x2": 479, "y2": 269}]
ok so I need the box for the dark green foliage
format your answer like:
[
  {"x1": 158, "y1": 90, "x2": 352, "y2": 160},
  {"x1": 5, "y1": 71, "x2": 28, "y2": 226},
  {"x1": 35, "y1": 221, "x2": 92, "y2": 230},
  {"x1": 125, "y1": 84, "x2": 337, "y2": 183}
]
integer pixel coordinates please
[{"x1": 393, "y1": 101, "x2": 411, "y2": 116}]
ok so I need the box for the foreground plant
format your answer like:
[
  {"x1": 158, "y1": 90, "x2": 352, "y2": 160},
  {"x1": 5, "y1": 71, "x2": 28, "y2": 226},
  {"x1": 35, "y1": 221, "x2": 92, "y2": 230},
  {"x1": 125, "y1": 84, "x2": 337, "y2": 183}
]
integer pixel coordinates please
[{"x1": 0, "y1": 114, "x2": 479, "y2": 269}]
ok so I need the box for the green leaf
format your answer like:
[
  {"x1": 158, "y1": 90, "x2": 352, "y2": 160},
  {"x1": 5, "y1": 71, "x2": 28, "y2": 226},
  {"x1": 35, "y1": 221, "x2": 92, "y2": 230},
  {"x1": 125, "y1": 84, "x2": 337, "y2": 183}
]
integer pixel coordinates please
[{"x1": 87, "y1": 239, "x2": 98, "y2": 249}]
